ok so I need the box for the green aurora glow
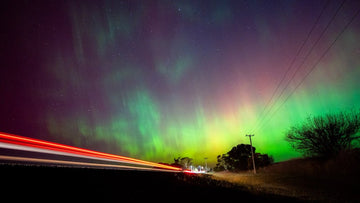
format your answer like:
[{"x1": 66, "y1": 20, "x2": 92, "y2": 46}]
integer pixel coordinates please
[{"x1": 1, "y1": 0, "x2": 360, "y2": 165}]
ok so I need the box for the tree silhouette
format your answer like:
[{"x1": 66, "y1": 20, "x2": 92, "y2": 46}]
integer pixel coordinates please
[
  {"x1": 172, "y1": 157, "x2": 182, "y2": 168},
  {"x1": 180, "y1": 157, "x2": 193, "y2": 169},
  {"x1": 171, "y1": 157, "x2": 193, "y2": 169},
  {"x1": 286, "y1": 110, "x2": 360, "y2": 158},
  {"x1": 214, "y1": 144, "x2": 273, "y2": 171}
]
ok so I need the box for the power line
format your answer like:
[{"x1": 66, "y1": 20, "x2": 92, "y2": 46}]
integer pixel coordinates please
[
  {"x1": 249, "y1": 0, "x2": 331, "y2": 133},
  {"x1": 255, "y1": 3, "x2": 360, "y2": 133},
  {"x1": 254, "y1": 0, "x2": 347, "y2": 133},
  {"x1": 252, "y1": 0, "x2": 347, "y2": 133}
]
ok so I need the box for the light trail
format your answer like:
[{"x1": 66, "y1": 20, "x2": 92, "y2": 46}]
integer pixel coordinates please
[
  {"x1": 0, "y1": 132, "x2": 181, "y2": 170},
  {"x1": 0, "y1": 141, "x2": 146, "y2": 166},
  {"x1": 0, "y1": 155, "x2": 181, "y2": 172},
  {"x1": 0, "y1": 138, "x2": 153, "y2": 166},
  {"x1": 0, "y1": 132, "x2": 182, "y2": 172}
]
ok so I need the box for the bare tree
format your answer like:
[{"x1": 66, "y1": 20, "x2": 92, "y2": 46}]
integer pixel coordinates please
[{"x1": 286, "y1": 110, "x2": 360, "y2": 158}]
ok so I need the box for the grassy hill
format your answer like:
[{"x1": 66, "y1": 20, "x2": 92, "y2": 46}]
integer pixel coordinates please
[{"x1": 212, "y1": 149, "x2": 360, "y2": 201}]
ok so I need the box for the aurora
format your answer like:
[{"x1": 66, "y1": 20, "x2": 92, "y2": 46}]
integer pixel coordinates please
[{"x1": 1, "y1": 0, "x2": 360, "y2": 166}]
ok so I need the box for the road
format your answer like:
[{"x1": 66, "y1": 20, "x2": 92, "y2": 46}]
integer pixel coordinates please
[{"x1": 0, "y1": 132, "x2": 182, "y2": 172}]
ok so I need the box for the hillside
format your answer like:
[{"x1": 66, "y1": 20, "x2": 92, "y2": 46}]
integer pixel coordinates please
[{"x1": 212, "y1": 150, "x2": 360, "y2": 201}]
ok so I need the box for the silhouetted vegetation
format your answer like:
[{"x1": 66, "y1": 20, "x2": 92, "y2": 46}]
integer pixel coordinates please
[
  {"x1": 214, "y1": 144, "x2": 273, "y2": 172},
  {"x1": 172, "y1": 156, "x2": 193, "y2": 169},
  {"x1": 286, "y1": 110, "x2": 360, "y2": 158}
]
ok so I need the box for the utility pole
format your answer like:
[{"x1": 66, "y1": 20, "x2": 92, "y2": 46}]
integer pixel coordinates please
[
  {"x1": 204, "y1": 157, "x2": 208, "y2": 172},
  {"x1": 246, "y1": 134, "x2": 256, "y2": 174}
]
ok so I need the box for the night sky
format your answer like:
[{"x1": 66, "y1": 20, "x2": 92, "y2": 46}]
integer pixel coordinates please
[{"x1": 1, "y1": 0, "x2": 360, "y2": 165}]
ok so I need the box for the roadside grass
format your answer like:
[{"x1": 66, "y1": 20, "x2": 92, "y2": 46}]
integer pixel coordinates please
[{"x1": 211, "y1": 150, "x2": 360, "y2": 201}]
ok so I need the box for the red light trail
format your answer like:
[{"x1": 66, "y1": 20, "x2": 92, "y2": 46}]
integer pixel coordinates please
[{"x1": 0, "y1": 132, "x2": 182, "y2": 172}]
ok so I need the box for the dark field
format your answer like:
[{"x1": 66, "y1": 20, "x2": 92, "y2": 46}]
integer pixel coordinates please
[{"x1": 1, "y1": 164, "x2": 302, "y2": 202}]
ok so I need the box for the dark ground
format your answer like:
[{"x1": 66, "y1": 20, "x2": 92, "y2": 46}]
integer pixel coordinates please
[{"x1": 0, "y1": 164, "x2": 303, "y2": 202}]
